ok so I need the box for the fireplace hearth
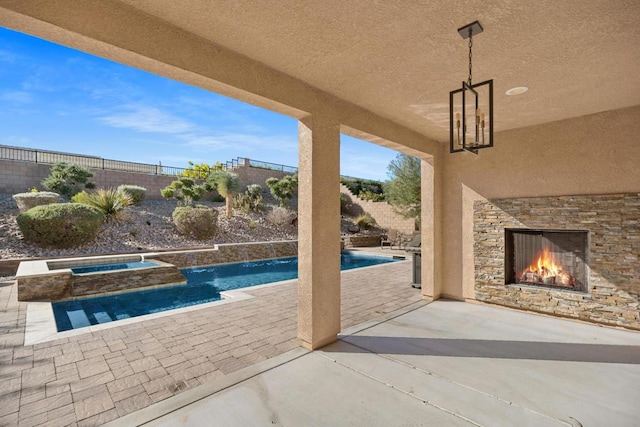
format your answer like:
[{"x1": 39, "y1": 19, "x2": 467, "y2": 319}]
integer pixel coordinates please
[{"x1": 505, "y1": 229, "x2": 588, "y2": 292}]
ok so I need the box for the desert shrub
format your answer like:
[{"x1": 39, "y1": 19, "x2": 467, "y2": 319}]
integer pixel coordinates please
[
  {"x1": 117, "y1": 185, "x2": 146, "y2": 205},
  {"x1": 41, "y1": 162, "x2": 95, "y2": 197},
  {"x1": 172, "y1": 206, "x2": 218, "y2": 240},
  {"x1": 266, "y1": 174, "x2": 298, "y2": 208},
  {"x1": 358, "y1": 189, "x2": 385, "y2": 202},
  {"x1": 246, "y1": 184, "x2": 262, "y2": 198},
  {"x1": 161, "y1": 177, "x2": 206, "y2": 206},
  {"x1": 355, "y1": 213, "x2": 376, "y2": 230},
  {"x1": 340, "y1": 193, "x2": 350, "y2": 214},
  {"x1": 341, "y1": 178, "x2": 384, "y2": 199},
  {"x1": 16, "y1": 203, "x2": 104, "y2": 248},
  {"x1": 12, "y1": 191, "x2": 60, "y2": 213},
  {"x1": 72, "y1": 188, "x2": 133, "y2": 219},
  {"x1": 234, "y1": 184, "x2": 264, "y2": 213},
  {"x1": 181, "y1": 161, "x2": 224, "y2": 179},
  {"x1": 266, "y1": 207, "x2": 294, "y2": 226}
]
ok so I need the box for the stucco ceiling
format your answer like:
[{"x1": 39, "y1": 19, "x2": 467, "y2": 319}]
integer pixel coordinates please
[
  {"x1": 115, "y1": 0, "x2": 640, "y2": 142},
  {"x1": 4, "y1": 0, "x2": 640, "y2": 143}
]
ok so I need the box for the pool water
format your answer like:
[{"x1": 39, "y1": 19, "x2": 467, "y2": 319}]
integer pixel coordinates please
[
  {"x1": 53, "y1": 253, "x2": 402, "y2": 332},
  {"x1": 71, "y1": 260, "x2": 157, "y2": 274}
]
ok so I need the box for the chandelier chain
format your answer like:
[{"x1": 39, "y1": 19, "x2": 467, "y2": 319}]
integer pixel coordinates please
[{"x1": 468, "y1": 28, "x2": 473, "y2": 85}]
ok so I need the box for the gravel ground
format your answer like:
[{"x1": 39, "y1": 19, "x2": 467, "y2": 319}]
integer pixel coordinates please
[{"x1": 0, "y1": 194, "x2": 297, "y2": 262}]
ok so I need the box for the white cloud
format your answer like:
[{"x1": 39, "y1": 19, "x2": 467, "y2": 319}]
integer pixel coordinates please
[
  {"x1": 184, "y1": 132, "x2": 296, "y2": 152},
  {"x1": 98, "y1": 103, "x2": 297, "y2": 165},
  {"x1": 100, "y1": 105, "x2": 196, "y2": 134},
  {"x1": 0, "y1": 50, "x2": 15, "y2": 63},
  {"x1": 175, "y1": 95, "x2": 270, "y2": 133},
  {"x1": 1, "y1": 91, "x2": 33, "y2": 104}
]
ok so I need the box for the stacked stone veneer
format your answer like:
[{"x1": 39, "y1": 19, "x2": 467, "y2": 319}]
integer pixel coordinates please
[
  {"x1": 149, "y1": 240, "x2": 298, "y2": 268},
  {"x1": 342, "y1": 235, "x2": 382, "y2": 248},
  {"x1": 71, "y1": 263, "x2": 186, "y2": 297},
  {"x1": 474, "y1": 193, "x2": 639, "y2": 330},
  {"x1": 340, "y1": 184, "x2": 415, "y2": 234},
  {"x1": 17, "y1": 257, "x2": 185, "y2": 301}
]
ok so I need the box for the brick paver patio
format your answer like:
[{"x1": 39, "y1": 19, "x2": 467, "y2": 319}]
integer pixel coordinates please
[{"x1": 0, "y1": 257, "x2": 421, "y2": 426}]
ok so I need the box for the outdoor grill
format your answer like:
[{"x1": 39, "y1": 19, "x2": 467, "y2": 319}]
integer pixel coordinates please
[{"x1": 404, "y1": 234, "x2": 421, "y2": 289}]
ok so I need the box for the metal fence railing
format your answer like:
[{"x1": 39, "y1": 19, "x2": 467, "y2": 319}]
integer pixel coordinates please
[
  {"x1": 248, "y1": 158, "x2": 298, "y2": 173},
  {"x1": 0, "y1": 145, "x2": 300, "y2": 178},
  {"x1": 0, "y1": 144, "x2": 185, "y2": 176}
]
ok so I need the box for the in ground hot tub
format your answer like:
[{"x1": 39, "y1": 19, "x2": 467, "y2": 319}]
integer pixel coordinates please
[
  {"x1": 16, "y1": 254, "x2": 186, "y2": 301},
  {"x1": 71, "y1": 260, "x2": 159, "y2": 275}
]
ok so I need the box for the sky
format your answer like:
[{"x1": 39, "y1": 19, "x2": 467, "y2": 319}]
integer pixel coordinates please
[{"x1": 0, "y1": 27, "x2": 400, "y2": 182}]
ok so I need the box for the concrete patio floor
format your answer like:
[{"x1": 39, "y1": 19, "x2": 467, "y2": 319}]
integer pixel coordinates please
[{"x1": 111, "y1": 300, "x2": 640, "y2": 427}]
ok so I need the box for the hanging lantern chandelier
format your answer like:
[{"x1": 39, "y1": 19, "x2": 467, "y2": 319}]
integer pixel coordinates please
[{"x1": 449, "y1": 21, "x2": 493, "y2": 154}]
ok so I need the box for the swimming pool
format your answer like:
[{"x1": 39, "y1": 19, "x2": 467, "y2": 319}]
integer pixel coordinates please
[{"x1": 52, "y1": 252, "x2": 403, "y2": 331}]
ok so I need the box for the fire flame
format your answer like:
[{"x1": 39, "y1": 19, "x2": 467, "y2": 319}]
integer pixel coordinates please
[
  {"x1": 529, "y1": 249, "x2": 561, "y2": 278},
  {"x1": 520, "y1": 249, "x2": 575, "y2": 287}
]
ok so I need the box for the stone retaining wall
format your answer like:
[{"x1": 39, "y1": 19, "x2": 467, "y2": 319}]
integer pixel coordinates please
[{"x1": 473, "y1": 193, "x2": 639, "y2": 329}]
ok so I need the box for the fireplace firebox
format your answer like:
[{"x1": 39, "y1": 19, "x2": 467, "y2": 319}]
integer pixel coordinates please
[{"x1": 505, "y1": 229, "x2": 589, "y2": 292}]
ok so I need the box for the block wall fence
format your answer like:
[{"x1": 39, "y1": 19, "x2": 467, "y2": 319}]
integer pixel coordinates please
[
  {"x1": 0, "y1": 158, "x2": 288, "y2": 199},
  {"x1": 0, "y1": 158, "x2": 411, "y2": 232}
]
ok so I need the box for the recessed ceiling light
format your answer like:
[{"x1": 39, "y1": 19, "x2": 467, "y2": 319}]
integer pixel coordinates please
[{"x1": 506, "y1": 86, "x2": 528, "y2": 96}]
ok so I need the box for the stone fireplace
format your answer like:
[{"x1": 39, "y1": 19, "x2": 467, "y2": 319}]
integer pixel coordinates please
[
  {"x1": 474, "y1": 193, "x2": 639, "y2": 330},
  {"x1": 505, "y1": 229, "x2": 589, "y2": 292}
]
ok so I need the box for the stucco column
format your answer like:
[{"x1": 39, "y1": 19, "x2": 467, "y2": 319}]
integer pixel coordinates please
[
  {"x1": 297, "y1": 115, "x2": 341, "y2": 350},
  {"x1": 421, "y1": 157, "x2": 440, "y2": 299}
]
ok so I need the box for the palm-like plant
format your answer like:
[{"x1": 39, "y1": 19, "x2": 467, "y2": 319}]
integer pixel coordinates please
[
  {"x1": 207, "y1": 171, "x2": 241, "y2": 217},
  {"x1": 71, "y1": 188, "x2": 133, "y2": 220}
]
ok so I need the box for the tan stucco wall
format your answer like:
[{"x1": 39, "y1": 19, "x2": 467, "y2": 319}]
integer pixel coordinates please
[{"x1": 438, "y1": 105, "x2": 640, "y2": 300}]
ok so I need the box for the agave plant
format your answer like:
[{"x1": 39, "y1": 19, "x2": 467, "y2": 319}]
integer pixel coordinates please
[{"x1": 71, "y1": 188, "x2": 133, "y2": 219}]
